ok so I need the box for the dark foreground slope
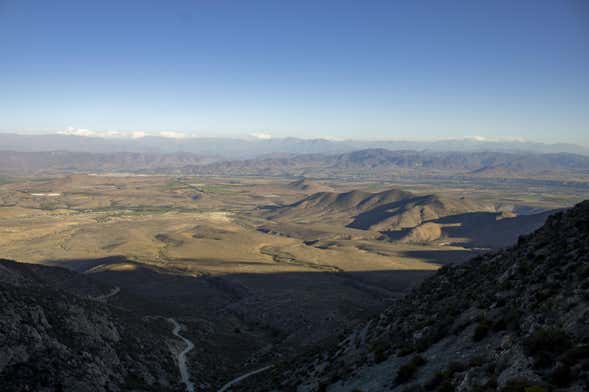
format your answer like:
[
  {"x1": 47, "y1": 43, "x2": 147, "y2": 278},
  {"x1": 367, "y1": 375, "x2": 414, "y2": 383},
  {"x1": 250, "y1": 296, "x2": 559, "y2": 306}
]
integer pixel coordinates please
[
  {"x1": 251, "y1": 201, "x2": 589, "y2": 391},
  {"x1": 0, "y1": 259, "x2": 181, "y2": 392}
]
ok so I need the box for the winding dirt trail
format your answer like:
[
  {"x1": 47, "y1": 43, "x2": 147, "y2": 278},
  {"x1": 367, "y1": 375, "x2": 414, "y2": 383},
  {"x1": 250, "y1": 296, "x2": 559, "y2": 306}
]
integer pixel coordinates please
[
  {"x1": 167, "y1": 318, "x2": 196, "y2": 392},
  {"x1": 218, "y1": 365, "x2": 273, "y2": 392},
  {"x1": 89, "y1": 286, "x2": 120, "y2": 302}
]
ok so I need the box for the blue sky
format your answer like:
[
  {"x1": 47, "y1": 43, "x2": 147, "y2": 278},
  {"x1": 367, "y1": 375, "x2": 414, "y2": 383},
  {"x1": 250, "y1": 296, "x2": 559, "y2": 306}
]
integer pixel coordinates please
[{"x1": 0, "y1": 0, "x2": 588, "y2": 144}]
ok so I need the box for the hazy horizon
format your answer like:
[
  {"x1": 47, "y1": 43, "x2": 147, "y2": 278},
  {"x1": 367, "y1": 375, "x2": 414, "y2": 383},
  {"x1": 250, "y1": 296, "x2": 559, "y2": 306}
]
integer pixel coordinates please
[{"x1": 1, "y1": 128, "x2": 588, "y2": 148}]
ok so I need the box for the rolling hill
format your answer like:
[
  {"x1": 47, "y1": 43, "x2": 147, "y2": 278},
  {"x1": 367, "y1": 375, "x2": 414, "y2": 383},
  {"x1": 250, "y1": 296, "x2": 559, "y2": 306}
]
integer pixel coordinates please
[
  {"x1": 268, "y1": 188, "x2": 555, "y2": 249},
  {"x1": 285, "y1": 178, "x2": 334, "y2": 194},
  {"x1": 266, "y1": 188, "x2": 413, "y2": 221},
  {"x1": 347, "y1": 193, "x2": 497, "y2": 231}
]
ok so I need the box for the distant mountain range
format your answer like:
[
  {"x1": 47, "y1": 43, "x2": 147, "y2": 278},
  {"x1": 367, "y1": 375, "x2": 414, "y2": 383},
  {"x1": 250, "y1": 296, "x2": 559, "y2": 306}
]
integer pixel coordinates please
[
  {"x1": 1, "y1": 132, "x2": 588, "y2": 157},
  {"x1": 0, "y1": 151, "x2": 211, "y2": 174},
  {"x1": 184, "y1": 149, "x2": 589, "y2": 181},
  {"x1": 2, "y1": 135, "x2": 589, "y2": 182}
]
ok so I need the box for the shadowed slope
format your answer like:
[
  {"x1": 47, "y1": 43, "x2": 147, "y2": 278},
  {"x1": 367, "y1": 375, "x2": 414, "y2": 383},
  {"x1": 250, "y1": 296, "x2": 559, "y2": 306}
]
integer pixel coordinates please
[
  {"x1": 0, "y1": 259, "x2": 181, "y2": 392},
  {"x1": 258, "y1": 201, "x2": 589, "y2": 391}
]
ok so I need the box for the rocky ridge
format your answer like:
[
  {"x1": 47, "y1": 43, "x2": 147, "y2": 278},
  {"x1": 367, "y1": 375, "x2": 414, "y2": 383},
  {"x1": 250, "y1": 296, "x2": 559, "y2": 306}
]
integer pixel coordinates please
[{"x1": 0, "y1": 259, "x2": 181, "y2": 392}]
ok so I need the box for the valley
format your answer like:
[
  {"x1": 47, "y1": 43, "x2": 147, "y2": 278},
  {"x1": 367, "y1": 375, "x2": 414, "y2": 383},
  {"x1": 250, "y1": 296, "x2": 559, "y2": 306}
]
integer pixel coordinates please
[{"x1": 1, "y1": 172, "x2": 586, "y2": 390}]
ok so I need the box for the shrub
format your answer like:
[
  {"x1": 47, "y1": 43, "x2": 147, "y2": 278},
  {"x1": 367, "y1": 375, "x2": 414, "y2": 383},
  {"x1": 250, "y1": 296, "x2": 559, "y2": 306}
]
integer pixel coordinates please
[
  {"x1": 492, "y1": 318, "x2": 507, "y2": 332},
  {"x1": 501, "y1": 378, "x2": 530, "y2": 392},
  {"x1": 560, "y1": 344, "x2": 589, "y2": 366},
  {"x1": 370, "y1": 340, "x2": 390, "y2": 363},
  {"x1": 397, "y1": 345, "x2": 415, "y2": 357},
  {"x1": 395, "y1": 355, "x2": 427, "y2": 384},
  {"x1": 497, "y1": 307, "x2": 522, "y2": 332},
  {"x1": 373, "y1": 347, "x2": 387, "y2": 364},
  {"x1": 524, "y1": 328, "x2": 571, "y2": 367},
  {"x1": 485, "y1": 376, "x2": 498, "y2": 390},
  {"x1": 524, "y1": 387, "x2": 546, "y2": 392},
  {"x1": 468, "y1": 356, "x2": 484, "y2": 367},
  {"x1": 501, "y1": 379, "x2": 546, "y2": 392},
  {"x1": 416, "y1": 337, "x2": 435, "y2": 353},
  {"x1": 124, "y1": 374, "x2": 148, "y2": 389},
  {"x1": 437, "y1": 382, "x2": 455, "y2": 392},
  {"x1": 446, "y1": 361, "x2": 467, "y2": 376},
  {"x1": 413, "y1": 355, "x2": 427, "y2": 366},
  {"x1": 551, "y1": 364, "x2": 572, "y2": 387},
  {"x1": 473, "y1": 320, "x2": 492, "y2": 342},
  {"x1": 424, "y1": 372, "x2": 448, "y2": 391}
]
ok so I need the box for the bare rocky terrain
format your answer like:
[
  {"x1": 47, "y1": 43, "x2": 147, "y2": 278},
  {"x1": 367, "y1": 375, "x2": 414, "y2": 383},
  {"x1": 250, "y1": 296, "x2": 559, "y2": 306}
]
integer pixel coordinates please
[{"x1": 0, "y1": 259, "x2": 182, "y2": 392}]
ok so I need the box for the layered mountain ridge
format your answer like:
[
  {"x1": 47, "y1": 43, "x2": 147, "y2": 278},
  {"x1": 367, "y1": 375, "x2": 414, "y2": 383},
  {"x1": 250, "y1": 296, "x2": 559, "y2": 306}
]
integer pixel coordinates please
[
  {"x1": 2, "y1": 149, "x2": 589, "y2": 183},
  {"x1": 185, "y1": 149, "x2": 589, "y2": 181}
]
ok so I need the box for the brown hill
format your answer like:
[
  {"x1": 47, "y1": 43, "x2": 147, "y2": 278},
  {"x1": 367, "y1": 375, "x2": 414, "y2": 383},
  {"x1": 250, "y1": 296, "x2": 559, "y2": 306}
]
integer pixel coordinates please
[
  {"x1": 348, "y1": 194, "x2": 497, "y2": 231},
  {"x1": 267, "y1": 188, "x2": 413, "y2": 221},
  {"x1": 286, "y1": 178, "x2": 333, "y2": 193},
  {"x1": 267, "y1": 188, "x2": 556, "y2": 250}
]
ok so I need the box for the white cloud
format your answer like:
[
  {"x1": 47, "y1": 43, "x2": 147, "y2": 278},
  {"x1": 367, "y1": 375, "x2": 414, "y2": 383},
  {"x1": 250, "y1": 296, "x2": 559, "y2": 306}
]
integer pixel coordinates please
[
  {"x1": 250, "y1": 132, "x2": 272, "y2": 140},
  {"x1": 60, "y1": 127, "x2": 151, "y2": 139},
  {"x1": 321, "y1": 136, "x2": 345, "y2": 141},
  {"x1": 131, "y1": 131, "x2": 146, "y2": 139},
  {"x1": 159, "y1": 131, "x2": 189, "y2": 139},
  {"x1": 465, "y1": 135, "x2": 527, "y2": 143},
  {"x1": 59, "y1": 127, "x2": 98, "y2": 137},
  {"x1": 104, "y1": 130, "x2": 123, "y2": 137}
]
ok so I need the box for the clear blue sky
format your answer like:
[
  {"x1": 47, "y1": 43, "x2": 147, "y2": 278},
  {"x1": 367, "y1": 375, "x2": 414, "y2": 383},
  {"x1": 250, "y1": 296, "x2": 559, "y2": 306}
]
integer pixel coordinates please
[{"x1": 0, "y1": 0, "x2": 588, "y2": 144}]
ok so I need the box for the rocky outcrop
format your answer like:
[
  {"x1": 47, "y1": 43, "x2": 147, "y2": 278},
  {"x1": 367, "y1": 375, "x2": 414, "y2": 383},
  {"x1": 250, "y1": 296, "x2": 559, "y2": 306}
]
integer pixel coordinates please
[
  {"x1": 258, "y1": 201, "x2": 589, "y2": 391},
  {"x1": 0, "y1": 260, "x2": 181, "y2": 392}
]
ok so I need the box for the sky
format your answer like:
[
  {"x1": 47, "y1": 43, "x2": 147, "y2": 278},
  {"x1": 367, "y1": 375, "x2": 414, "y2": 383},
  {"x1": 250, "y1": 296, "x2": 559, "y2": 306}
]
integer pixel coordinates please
[{"x1": 0, "y1": 0, "x2": 588, "y2": 144}]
